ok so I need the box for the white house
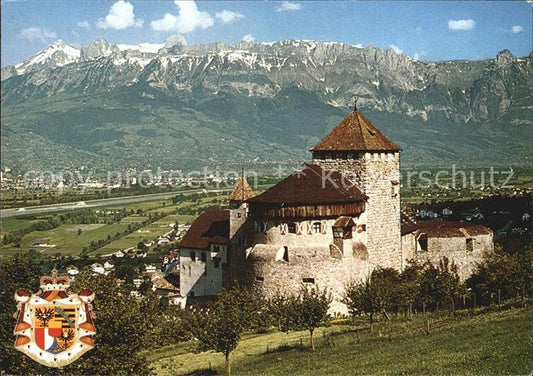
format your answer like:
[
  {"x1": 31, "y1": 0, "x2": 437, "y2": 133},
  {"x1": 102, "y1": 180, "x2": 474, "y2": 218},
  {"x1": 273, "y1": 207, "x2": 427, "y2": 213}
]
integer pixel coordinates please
[
  {"x1": 157, "y1": 237, "x2": 170, "y2": 245},
  {"x1": 133, "y1": 278, "x2": 143, "y2": 288},
  {"x1": 91, "y1": 263, "x2": 105, "y2": 275},
  {"x1": 66, "y1": 265, "x2": 79, "y2": 276},
  {"x1": 178, "y1": 210, "x2": 229, "y2": 298},
  {"x1": 145, "y1": 264, "x2": 157, "y2": 273}
]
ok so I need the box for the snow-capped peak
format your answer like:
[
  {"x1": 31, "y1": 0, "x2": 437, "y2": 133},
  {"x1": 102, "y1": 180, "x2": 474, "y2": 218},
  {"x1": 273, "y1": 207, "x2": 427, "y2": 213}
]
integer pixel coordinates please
[
  {"x1": 117, "y1": 43, "x2": 164, "y2": 54},
  {"x1": 16, "y1": 40, "x2": 81, "y2": 74}
]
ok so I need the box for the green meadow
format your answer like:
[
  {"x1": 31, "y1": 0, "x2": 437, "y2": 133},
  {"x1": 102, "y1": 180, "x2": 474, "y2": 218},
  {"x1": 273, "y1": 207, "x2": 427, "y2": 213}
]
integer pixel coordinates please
[
  {"x1": 147, "y1": 306, "x2": 532, "y2": 376},
  {"x1": 1, "y1": 193, "x2": 227, "y2": 259}
]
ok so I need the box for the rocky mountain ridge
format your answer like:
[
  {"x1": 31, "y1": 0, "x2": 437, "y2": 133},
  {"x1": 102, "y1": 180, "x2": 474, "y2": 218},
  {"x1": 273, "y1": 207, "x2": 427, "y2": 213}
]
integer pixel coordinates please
[{"x1": 1, "y1": 35, "x2": 532, "y2": 171}]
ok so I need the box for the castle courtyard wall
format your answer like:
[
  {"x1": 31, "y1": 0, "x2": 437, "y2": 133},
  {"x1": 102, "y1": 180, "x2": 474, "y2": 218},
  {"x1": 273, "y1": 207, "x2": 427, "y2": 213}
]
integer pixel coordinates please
[
  {"x1": 246, "y1": 245, "x2": 372, "y2": 315},
  {"x1": 401, "y1": 233, "x2": 493, "y2": 280}
]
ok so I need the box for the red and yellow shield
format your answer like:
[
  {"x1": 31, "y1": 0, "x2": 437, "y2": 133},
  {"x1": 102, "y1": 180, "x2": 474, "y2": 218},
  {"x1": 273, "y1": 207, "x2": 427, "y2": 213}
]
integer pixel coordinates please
[{"x1": 13, "y1": 269, "x2": 96, "y2": 367}]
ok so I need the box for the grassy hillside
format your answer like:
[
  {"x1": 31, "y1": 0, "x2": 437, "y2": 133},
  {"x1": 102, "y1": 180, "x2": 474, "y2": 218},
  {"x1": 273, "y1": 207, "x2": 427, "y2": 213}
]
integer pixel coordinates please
[{"x1": 147, "y1": 306, "x2": 532, "y2": 375}]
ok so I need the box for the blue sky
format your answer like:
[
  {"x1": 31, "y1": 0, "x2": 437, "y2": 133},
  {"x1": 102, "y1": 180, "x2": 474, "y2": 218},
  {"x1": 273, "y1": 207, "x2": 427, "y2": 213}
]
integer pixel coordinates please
[{"x1": 1, "y1": 1, "x2": 531, "y2": 66}]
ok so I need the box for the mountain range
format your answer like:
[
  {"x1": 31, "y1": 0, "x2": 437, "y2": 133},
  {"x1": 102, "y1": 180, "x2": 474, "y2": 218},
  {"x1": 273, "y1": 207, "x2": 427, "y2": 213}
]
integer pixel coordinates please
[{"x1": 1, "y1": 34, "x2": 532, "y2": 173}]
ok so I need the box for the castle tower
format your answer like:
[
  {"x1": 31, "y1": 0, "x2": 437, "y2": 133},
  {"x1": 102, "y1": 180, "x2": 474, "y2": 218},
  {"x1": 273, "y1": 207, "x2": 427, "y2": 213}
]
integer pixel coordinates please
[
  {"x1": 310, "y1": 108, "x2": 402, "y2": 269},
  {"x1": 228, "y1": 172, "x2": 255, "y2": 238}
]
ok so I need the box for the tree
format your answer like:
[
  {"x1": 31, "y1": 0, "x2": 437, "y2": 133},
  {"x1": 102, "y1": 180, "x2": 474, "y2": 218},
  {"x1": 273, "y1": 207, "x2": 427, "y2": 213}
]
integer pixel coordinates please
[
  {"x1": 343, "y1": 268, "x2": 400, "y2": 326},
  {"x1": 397, "y1": 261, "x2": 424, "y2": 316},
  {"x1": 434, "y1": 258, "x2": 464, "y2": 316},
  {"x1": 186, "y1": 287, "x2": 259, "y2": 376},
  {"x1": 0, "y1": 255, "x2": 48, "y2": 374},
  {"x1": 138, "y1": 277, "x2": 152, "y2": 296},
  {"x1": 62, "y1": 273, "x2": 153, "y2": 375},
  {"x1": 267, "y1": 290, "x2": 297, "y2": 332},
  {"x1": 292, "y1": 286, "x2": 332, "y2": 351},
  {"x1": 467, "y1": 245, "x2": 532, "y2": 304},
  {"x1": 344, "y1": 277, "x2": 380, "y2": 327},
  {"x1": 417, "y1": 258, "x2": 464, "y2": 315}
]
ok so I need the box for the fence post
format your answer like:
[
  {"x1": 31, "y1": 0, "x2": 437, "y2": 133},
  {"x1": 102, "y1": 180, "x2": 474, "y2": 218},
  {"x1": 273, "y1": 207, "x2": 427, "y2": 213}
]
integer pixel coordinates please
[{"x1": 426, "y1": 319, "x2": 430, "y2": 335}]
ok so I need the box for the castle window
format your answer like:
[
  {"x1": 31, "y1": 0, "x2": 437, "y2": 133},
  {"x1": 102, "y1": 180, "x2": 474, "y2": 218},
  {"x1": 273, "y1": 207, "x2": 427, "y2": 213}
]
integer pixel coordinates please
[
  {"x1": 287, "y1": 222, "x2": 297, "y2": 234},
  {"x1": 201, "y1": 252, "x2": 207, "y2": 262},
  {"x1": 190, "y1": 251, "x2": 196, "y2": 261},
  {"x1": 237, "y1": 212, "x2": 242, "y2": 218},
  {"x1": 214, "y1": 258, "x2": 221, "y2": 269},
  {"x1": 466, "y1": 238, "x2": 474, "y2": 252},
  {"x1": 256, "y1": 276, "x2": 264, "y2": 282},
  {"x1": 391, "y1": 180, "x2": 400, "y2": 197},
  {"x1": 312, "y1": 222, "x2": 322, "y2": 233},
  {"x1": 333, "y1": 227, "x2": 343, "y2": 238},
  {"x1": 302, "y1": 277, "x2": 315, "y2": 284},
  {"x1": 283, "y1": 246, "x2": 289, "y2": 262},
  {"x1": 254, "y1": 221, "x2": 261, "y2": 233},
  {"x1": 343, "y1": 228, "x2": 353, "y2": 239},
  {"x1": 417, "y1": 236, "x2": 428, "y2": 253}
]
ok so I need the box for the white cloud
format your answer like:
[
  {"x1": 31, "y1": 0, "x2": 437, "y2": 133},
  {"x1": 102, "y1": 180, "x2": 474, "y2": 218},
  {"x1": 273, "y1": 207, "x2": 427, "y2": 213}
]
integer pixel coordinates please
[
  {"x1": 510, "y1": 25, "x2": 524, "y2": 33},
  {"x1": 77, "y1": 20, "x2": 90, "y2": 29},
  {"x1": 500, "y1": 25, "x2": 524, "y2": 34},
  {"x1": 96, "y1": 0, "x2": 143, "y2": 30},
  {"x1": 19, "y1": 27, "x2": 57, "y2": 43},
  {"x1": 415, "y1": 26, "x2": 423, "y2": 33},
  {"x1": 242, "y1": 34, "x2": 256, "y2": 43},
  {"x1": 151, "y1": 1, "x2": 214, "y2": 33},
  {"x1": 215, "y1": 10, "x2": 243, "y2": 24},
  {"x1": 276, "y1": 1, "x2": 303, "y2": 12},
  {"x1": 448, "y1": 19, "x2": 476, "y2": 31},
  {"x1": 389, "y1": 44, "x2": 403, "y2": 54}
]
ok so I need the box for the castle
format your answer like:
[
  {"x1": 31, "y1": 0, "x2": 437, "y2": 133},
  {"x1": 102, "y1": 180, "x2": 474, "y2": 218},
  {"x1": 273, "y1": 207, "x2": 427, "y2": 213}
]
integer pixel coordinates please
[{"x1": 178, "y1": 109, "x2": 493, "y2": 313}]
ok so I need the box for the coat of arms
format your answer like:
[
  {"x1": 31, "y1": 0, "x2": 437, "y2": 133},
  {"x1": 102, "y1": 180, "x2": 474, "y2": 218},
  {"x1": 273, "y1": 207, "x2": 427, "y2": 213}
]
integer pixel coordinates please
[{"x1": 13, "y1": 269, "x2": 96, "y2": 367}]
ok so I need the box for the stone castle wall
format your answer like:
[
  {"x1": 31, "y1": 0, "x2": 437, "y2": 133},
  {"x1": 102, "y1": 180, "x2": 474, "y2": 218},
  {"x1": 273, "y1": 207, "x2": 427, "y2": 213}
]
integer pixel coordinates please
[
  {"x1": 229, "y1": 206, "x2": 248, "y2": 239},
  {"x1": 401, "y1": 232, "x2": 493, "y2": 280},
  {"x1": 252, "y1": 217, "x2": 366, "y2": 249},
  {"x1": 180, "y1": 246, "x2": 227, "y2": 297},
  {"x1": 246, "y1": 246, "x2": 372, "y2": 315},
  {"x1": 313, "y1": 151, "x2": 401, "y2": 269}
]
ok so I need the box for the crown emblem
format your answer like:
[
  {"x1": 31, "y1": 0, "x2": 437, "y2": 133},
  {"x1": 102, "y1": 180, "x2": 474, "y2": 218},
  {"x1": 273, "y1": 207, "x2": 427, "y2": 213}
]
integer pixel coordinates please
[
  {"x1": 40, "y1": 268, "x2": 70, "y2": 291},
  {"x1": 13, "y1": 268, "x2": 96, "y2": 367}
]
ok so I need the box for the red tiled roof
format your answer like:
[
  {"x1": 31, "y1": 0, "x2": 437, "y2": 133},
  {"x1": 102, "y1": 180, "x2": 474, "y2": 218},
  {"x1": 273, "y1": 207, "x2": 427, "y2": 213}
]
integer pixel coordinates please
[
  {"x1": 178, "y1": 209, "x2": 229, "y2": 250},
  {"x1": 401, "y1": 212, "x2": 418, "y2": 235},
  {"x1": 333, "y1": 216, "x2": 355, "y2": 228},
  {"x1": 414, "y1": 221, "x2": 492, "y2": 238},
  {"x1": 247, "y1": 163, "x2": 367, "y2": 205},
  {"x1": 228, "y1": 176, "x2": 255, "y2": 201},
  {"x1": 311, "y1": 111, "x2": 401, "y2": 152}
]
